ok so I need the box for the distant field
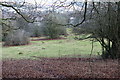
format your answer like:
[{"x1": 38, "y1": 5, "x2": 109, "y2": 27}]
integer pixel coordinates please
[{"x1": 2, "y1": 37, "x2": 102, "y2": 59}]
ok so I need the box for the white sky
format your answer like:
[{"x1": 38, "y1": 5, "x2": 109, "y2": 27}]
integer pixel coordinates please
[
  {"x1": 1, "y1": 0, "x2": 119, "y2": 12},
  {"x1": 1, "y1": 0, "x2": 85, "y2": 12},
  {"x1": 1, "y1": 0, "x2": 119, "y2": 4},
  {"x1": 1, "y1": 0, "x2": 86, "y2": 4}
]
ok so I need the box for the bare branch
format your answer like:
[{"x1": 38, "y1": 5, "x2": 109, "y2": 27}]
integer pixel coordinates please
[
  {"x1": 0, "y1": 2, "x2": 35, "y2": 23},
  {"x1": 74, "y1": 1, "x2": 87, "y2": 27}
]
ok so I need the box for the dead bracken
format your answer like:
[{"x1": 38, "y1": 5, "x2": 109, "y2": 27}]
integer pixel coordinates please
[{"x1": 2, "y1": 58, "x2": 120, "y2": 78}]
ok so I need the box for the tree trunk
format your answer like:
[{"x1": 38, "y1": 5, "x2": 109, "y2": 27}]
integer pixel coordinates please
[{"x1": 111, "y1": 41, "x2": 119, "y2": 59}]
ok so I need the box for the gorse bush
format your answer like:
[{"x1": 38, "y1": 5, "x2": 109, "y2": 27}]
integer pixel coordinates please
[
  {"x1": 4, "y1": 29, "x2": 30, "y2": 46},
  {"x1": 42, "y1": 12, "x2": 68, "y2": 39}
]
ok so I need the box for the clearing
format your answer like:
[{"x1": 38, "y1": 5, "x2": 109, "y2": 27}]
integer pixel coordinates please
[{"x1": 1, "y1": 37, "x2": 120, "y2": 78}]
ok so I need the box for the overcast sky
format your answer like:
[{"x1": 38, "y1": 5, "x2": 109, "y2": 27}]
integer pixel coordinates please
[
  {"x1": 1, "y1": 0, "x2": 120, "y2": 3},
  {"x1": 1, "y1": 0, "x2": 85, "y2": 12},
  {"x1": 1, "y1": 0, "x2": 119, "y2": 12},
  {"x1": 1, "y1": 0, "x2": 91, "y2": 4}
]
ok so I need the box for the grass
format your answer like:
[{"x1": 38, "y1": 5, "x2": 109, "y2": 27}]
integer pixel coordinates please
[{"x1": 2, "y1": 37, "x2": 102, "y2": 59}]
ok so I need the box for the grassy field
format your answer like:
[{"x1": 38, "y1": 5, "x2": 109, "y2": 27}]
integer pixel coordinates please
[{"x1": 2, "y1": 36, "x2": 102, "y2": 59}]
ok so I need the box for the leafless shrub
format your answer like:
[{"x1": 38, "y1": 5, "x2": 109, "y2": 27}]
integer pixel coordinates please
[{"x1": 4, "y1": 29, "x2": 30, "y2": 46}]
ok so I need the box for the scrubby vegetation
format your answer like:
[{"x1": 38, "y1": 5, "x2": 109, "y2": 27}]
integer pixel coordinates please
[{"x1": 3, "y1": 29, "x2": 30, "y2": 46}]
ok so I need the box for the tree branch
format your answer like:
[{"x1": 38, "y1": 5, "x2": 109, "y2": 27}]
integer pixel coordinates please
[
  {"x1": 0, "y1": 2, "x2": 35, "y2": 23},
  {"x1": 74, "y1": 1, "x2": 87, "y2": 27}
]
